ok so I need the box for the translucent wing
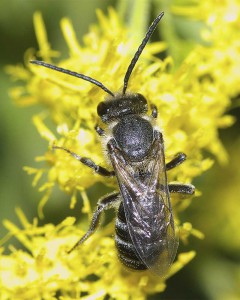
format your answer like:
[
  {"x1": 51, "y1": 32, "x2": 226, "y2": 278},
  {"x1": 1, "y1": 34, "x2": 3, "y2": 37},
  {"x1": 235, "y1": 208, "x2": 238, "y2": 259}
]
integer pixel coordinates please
[{"x1": 109, "y1": 134, "x2": 178, "y2": 276}]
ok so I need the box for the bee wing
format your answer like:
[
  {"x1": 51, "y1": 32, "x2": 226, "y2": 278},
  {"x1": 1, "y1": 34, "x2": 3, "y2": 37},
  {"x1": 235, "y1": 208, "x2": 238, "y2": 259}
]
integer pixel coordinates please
[{"x1": 109, "y1": 137, "x2": 178, "y2": 276}]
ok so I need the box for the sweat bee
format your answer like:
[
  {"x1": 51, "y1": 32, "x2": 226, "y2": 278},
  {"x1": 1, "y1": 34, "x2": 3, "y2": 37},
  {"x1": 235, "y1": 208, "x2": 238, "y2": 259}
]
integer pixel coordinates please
[{"x1": 31, "y1": 12, "x2": 195, "y2": 276}]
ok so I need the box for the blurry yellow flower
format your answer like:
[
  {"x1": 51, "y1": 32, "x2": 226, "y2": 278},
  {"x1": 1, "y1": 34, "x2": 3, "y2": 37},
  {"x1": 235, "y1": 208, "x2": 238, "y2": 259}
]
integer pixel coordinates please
[
  {"x1": 172, "y1": 0, "x2": 240, "y2": 99},
  {"x1": 0, "y1": 208, "x2": 195, "y2": 299}
]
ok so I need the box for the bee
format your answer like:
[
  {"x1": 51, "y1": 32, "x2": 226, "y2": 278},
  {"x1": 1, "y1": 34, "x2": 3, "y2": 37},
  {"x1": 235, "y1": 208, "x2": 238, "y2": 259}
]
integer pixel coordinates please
[{"x1": 31, "y1": 12, "x2": 195, "y2": 276}]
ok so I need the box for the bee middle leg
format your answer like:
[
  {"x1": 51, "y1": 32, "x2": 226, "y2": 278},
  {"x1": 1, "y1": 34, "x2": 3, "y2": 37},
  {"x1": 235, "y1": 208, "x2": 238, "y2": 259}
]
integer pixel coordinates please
[
  {"x1": 168, "y1": 183, "x2": 195, "y2": 196},
  {"x1": 166, "y1": 152, "x2": 187, "y2": 171},
  {"x1": 68, "y1": 192, "x2": 120, "y2": 253}
]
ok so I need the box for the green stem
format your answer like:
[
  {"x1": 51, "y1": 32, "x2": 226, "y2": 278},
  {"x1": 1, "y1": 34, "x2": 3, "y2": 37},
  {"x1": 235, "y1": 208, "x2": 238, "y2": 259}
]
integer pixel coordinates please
[{"x1": 117, "y1": 0, "x2": 152, "y2": 42}]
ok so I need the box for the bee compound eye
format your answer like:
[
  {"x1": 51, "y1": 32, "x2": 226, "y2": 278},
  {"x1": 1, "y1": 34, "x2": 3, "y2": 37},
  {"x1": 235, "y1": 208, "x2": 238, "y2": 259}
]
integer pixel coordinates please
[{"x1": 97, "y1": 101, "x2": 108, "y2": 117}]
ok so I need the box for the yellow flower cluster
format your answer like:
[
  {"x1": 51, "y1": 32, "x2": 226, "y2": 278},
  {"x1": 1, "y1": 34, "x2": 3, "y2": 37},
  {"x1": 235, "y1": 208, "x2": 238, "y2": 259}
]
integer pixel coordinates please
[
  {"x1": 3, "y1": 1, "x2": 240, "y2": 298},
  {"x1": 0, "y1": 208, "x2": 196, "y2": 299}
]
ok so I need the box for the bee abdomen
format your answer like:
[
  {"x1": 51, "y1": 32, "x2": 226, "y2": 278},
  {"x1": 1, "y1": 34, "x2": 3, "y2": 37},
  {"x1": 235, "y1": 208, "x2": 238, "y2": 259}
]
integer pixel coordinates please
[{"x1": 115, "y1": 203, "x2": 147, "y2": 270}]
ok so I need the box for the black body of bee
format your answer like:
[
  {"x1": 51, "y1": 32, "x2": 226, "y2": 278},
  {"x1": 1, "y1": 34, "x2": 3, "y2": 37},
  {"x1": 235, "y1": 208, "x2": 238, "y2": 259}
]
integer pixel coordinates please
[
  {"x1": 30, "y1": 12, "x2": 195, "y2": 276},
  {"x1": 115, "y1": 202, "x2": 147, "y2": 270}
]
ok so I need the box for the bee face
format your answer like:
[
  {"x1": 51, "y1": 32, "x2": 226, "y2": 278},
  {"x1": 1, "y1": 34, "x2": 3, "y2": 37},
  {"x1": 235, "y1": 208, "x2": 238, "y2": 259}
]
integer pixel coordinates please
[{"x1": 97, "y1": 93, "x2": 148, "y2": 123}]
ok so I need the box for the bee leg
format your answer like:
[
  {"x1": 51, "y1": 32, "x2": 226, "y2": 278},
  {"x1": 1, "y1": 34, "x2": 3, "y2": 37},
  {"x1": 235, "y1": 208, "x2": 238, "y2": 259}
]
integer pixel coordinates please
[
  {"x1": 68, "y1": 192, "x2": 120, "y2": 253},
  {"x1": 168, "y1": 183, "x2": 195, "y2": 196},
  {"x1": 95, "y1": 124, "x2": 105, "y2": 136},
  {"x1": 166, "y1": 152, "x2": 187, "y2": 170},
  {"x1": 53, "y1": 145, "x2": 115, "y2": 176},
  {"x1": 150, "y1": 104, "x2": 158, "y2": 118}
]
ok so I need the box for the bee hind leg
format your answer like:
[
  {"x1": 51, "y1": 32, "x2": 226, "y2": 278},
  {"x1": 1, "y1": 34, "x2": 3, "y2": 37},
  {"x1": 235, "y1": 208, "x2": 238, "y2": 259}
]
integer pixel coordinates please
[{"x1": 68, "y1": 192, "x2": 120, "y2": 253}]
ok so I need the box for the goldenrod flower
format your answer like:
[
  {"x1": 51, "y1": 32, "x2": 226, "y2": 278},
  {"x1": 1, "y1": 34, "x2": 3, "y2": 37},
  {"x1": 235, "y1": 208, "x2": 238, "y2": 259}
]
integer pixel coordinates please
[
  {"x1": 0, "y1": 207, "x2": 196, "y2": 299},
  {"x1": 3, "y1": 2, "x2": 239, "y2": 298}
]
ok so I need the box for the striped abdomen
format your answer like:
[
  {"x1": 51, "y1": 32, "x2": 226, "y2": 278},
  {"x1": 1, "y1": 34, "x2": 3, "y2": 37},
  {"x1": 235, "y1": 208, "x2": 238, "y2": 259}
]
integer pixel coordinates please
[{"x1": 115, "y1": 202, "x2": 147, "y2": 270}]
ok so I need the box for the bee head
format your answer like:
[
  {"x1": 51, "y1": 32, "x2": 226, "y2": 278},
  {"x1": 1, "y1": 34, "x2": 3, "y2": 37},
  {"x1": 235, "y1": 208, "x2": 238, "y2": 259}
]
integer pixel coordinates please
[{"x1": 97, "y1": 93, "x2": 148, "y2": 123}]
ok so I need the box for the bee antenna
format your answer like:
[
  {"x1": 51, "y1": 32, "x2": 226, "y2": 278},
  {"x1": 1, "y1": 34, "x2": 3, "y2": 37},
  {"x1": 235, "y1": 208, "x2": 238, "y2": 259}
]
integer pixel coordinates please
[
  {"x1": 30, "y1": 60, "x2": 115, "y2": 97},
  {"x1": 122, "y1": 12, "x2": 164, "y2": 95}
]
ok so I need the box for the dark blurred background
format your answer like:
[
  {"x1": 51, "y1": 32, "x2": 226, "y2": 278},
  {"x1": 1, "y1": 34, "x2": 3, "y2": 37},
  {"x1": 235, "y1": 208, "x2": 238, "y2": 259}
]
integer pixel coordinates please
[{"x1": 1, "y1": 1, "x2": 240, "y2": 299}]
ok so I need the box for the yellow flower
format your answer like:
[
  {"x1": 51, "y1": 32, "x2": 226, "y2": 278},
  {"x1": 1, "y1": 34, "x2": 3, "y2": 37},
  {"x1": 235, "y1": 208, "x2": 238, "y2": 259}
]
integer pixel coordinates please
[
  {"x1": 4, "y1": 2, "x2": 239, "y2": 298},
  {"x1": 0, "y1": 208, "x2": 196, "y2": 299}
]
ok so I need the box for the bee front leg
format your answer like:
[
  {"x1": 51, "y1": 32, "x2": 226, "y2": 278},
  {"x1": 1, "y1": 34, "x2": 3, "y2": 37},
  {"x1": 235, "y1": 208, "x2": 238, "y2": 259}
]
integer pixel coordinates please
[
  {"x1": 150, "y1": 104, "x2": 158, "y2": 118},
  {"x1": 68, "y1": 192, "x2": 120, "y2": 253},
  {"x1": 95, "y1": 124, "x2": 105, "y2": 136},
  {"x1": 53, "y1": 145, "x2": 115, "y2": 176}
]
